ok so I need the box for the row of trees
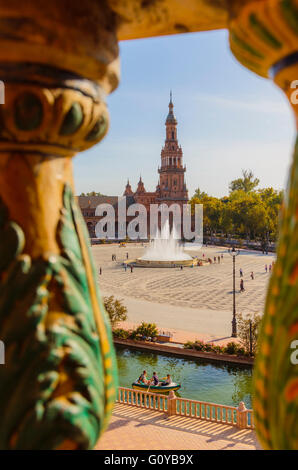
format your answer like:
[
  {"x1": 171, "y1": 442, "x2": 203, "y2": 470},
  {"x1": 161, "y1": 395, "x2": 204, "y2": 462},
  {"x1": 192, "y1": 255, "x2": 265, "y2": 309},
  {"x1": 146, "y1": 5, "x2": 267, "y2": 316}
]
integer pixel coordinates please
[
  {"x1": 189, "y1": 170, "x2": 283, "y2": 242},
  {"x1": 79, "y1": 191, "x2": 106, "y2": 197}
]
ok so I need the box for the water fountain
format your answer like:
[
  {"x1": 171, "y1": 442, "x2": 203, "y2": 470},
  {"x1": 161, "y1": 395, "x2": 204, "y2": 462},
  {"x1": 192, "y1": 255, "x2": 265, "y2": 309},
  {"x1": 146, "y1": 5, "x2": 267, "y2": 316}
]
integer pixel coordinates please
[{"x1": 133, "y1": 220, "x2": 199, "y2": 268}]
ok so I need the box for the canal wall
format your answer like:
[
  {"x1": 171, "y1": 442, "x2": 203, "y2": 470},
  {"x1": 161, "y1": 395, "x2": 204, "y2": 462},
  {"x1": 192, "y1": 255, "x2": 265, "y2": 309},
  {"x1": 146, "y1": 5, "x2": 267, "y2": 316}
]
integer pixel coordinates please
[{"x1": 114, "y1": 338, "x2": 254, "y2": 367}]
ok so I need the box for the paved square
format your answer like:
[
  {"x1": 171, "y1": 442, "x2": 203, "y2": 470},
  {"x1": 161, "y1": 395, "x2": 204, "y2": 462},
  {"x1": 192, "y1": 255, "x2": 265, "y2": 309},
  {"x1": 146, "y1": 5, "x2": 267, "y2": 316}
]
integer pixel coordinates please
[{"x1": 93, "y1": 244, "x2": 275, "y2": 339}]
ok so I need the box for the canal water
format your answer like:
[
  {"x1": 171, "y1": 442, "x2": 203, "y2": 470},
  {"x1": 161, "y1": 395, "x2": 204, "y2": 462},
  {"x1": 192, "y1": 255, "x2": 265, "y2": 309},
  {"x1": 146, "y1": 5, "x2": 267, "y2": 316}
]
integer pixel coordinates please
[{"x1": 116, "y1": 346, "x2": 253, "y2": 409}]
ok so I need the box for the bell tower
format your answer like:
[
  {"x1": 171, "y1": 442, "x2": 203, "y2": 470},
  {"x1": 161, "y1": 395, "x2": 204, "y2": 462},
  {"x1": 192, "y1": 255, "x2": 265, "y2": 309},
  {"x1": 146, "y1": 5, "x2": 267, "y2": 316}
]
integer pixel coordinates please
[{"x1": 157, "y1": 93, "x2": 188, "y2": 207}]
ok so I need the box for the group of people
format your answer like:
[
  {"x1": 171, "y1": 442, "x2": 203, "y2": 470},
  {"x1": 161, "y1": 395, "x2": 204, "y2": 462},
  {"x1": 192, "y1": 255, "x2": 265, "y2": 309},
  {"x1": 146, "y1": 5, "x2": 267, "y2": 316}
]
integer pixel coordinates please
[
  {"x1": 138, "y1": 370, "x2": 172, "y2": 387},
  {"x1": 239, "y1": 260, "x2": 275, "y2": 292},
  {"x1": 124, "y1": 264, "x2": 134, "y2": 273},
  {"x1": 265, "y1": 263, "x2": 274, "y2": 273},
  {"x1": 202, "y1": 253, "x2": 224, "y2": 264},
  {"x1": 112, "y1": 252, "x2": 129, "y2": 261}
]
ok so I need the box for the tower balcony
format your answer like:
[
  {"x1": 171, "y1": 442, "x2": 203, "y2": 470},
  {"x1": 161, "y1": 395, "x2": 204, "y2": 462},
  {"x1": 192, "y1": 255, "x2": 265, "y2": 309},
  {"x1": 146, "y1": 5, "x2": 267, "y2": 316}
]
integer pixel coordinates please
[{"x1": 158, "y1": 165, "x2": 186, "y2": 173}]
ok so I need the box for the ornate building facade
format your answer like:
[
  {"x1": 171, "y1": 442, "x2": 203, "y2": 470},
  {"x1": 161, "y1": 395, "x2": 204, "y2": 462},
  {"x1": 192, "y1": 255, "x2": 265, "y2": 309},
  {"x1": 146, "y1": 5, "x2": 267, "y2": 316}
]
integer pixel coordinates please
[
  {"x1": 79, "y1": 95, "x2": 188, "y2": 238},
  {"x1": 123, "y1": 93, "x2": 188, "y2": 209}
]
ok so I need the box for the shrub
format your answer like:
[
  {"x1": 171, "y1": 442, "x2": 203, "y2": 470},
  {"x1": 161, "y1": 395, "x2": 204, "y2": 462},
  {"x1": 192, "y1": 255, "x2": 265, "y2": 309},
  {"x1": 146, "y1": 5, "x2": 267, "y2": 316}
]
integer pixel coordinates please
[
  {"x1": 212, "y1": 345, "x2": 225, "y2": 354},
  {"x1": 133, "y1": 322, "x2": 158, "y2": 339},
  {"x1": 183, "y1": 341, "x2": 195, "y2": 349},
  {"x1": 236, "y1": 346, "x2": 246, "y2": 356},
  {"x1": 203, "y1": 343, "x2": 213, "y2": 352},
  {"x1": 113, "y1": 328, "x2": 131, "y2": 339},
  {"x1": 224, "y1": 342, "x2": 239, "y2": 355},
  {"x1": 182, "y1": 339, "x2": 249, "y2": 357},
  {"x1": 193, "y1": 340, "x2": 205, "y2": 351}
]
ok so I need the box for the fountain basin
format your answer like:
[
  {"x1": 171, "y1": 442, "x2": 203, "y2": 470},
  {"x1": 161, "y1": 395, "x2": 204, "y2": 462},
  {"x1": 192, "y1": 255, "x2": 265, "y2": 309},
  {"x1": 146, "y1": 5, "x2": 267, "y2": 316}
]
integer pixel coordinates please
[
  {"x1": 131, "y1": 257, "x2": 200, "y2": 268},
  {"x1": 129, "y1": 220, "x2": 202, "y2": 268}
]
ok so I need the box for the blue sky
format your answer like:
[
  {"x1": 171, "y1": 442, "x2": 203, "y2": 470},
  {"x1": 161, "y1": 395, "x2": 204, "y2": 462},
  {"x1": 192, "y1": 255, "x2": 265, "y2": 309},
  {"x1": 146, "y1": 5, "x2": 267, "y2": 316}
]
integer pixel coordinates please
[{"x1": 74, "y1": 30, "x2": 296, "y2": 198}]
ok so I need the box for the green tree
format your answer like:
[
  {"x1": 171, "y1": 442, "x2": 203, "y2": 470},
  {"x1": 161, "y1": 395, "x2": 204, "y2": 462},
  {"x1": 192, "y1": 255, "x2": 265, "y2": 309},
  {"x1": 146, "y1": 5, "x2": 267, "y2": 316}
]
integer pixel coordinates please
[
  {"x1": 103, "y1": 295, "x2": 127, "y2": 328},
  {"x1": 193, "y1": 187, "x2": 208, "y2": 200},
  {"x1": 237, "y1": 312, "x2": 262, "y2": 355},
  {"x1": 189, "y1": 173, "x2": 281, "y2": 242},
  {"x1": 189, "y1": 194, "x2": 223, "y2": 235},
  {"x1": 229, "y1": 170, "x2": 260, "y2": 193},
  {"x1": 80, "y1": 191, "x2": 106, "y2": 196}
]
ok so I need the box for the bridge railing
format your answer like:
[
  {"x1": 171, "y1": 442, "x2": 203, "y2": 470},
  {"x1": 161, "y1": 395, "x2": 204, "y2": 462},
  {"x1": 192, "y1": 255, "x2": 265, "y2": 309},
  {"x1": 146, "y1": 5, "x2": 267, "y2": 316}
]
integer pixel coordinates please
[{"x1": 117, "y1": 387, "x2": 254, "y2": 429}]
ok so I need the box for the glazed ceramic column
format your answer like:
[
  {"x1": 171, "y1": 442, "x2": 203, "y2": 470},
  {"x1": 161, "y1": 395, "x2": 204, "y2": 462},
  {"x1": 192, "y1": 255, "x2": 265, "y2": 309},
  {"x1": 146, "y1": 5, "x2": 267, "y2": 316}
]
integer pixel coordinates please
[
  {"x1": 228, "y1": 0, "x2": 298, "y2": 450},
  {"x1": 0, "y1": 1, "x2": 118, "y2": 449}
]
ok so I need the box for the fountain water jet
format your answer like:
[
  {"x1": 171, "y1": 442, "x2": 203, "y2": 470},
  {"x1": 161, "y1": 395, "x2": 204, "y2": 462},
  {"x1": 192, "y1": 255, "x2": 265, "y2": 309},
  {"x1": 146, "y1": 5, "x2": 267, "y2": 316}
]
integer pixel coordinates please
[{"x1": 133, "y1": 220, "x2": 198, "y2": 268}]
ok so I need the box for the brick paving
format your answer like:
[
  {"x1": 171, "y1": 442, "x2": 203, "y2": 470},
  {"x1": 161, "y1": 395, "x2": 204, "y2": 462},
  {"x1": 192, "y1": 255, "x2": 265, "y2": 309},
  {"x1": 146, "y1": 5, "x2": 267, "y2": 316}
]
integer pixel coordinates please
[{"x1": 96, "y1": 403, "x2": 261, "y2": 450}]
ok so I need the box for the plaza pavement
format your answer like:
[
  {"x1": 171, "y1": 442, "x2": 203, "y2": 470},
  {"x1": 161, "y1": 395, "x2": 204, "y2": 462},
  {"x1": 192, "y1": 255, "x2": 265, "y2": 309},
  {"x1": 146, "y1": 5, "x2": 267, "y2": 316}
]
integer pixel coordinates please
[
  {"x1": 96, "y1": 403, "x2": 261, "y2": 450},
  {"x1": 92, "y1": 243, "x2": 275, "y2": 342}
]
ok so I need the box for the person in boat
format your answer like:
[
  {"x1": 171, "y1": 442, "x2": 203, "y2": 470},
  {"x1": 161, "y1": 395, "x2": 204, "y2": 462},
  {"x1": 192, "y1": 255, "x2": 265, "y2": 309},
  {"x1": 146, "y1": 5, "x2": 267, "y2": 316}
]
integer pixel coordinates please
[
  {"x1": 138, "y1": 370, "x2": 149, "y2": 385},
  {"x1": 151, "y1": 372, "x2": 159, "y2": 386},
  {"x1": 161, "y1": 374, "x2": 172, "y2": 386}
]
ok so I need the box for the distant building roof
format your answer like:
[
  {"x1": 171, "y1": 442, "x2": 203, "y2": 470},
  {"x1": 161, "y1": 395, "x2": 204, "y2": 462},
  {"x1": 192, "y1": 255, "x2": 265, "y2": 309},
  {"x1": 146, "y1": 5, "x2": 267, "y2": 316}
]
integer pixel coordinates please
[{"x1": 77, "y1": 195, "x2": 136, "y2": 209}]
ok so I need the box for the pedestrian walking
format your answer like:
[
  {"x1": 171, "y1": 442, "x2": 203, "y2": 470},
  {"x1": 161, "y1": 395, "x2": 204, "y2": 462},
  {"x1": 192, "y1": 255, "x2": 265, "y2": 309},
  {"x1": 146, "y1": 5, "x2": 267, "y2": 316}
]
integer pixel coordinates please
[
  {"x1": 265, "y1": 264, "x2": 268, "y2": 273},
  {"x1": 214, "y1": 256, "x2": 216, "y2": 263},
  {"x1": 218, "y1": 256, "x2": 220, "y2": 263},
  {"x1": 130, "y1": 265, "x2": 133, "y2": 273},
  {"x1": 124, "y1": 265, "x2": 127, "y2": 272},
  {"x1": 269, "y1": 264, "x2": 272, "y2": 272},
  {"x1": 240, "y1": 279, "x2": 245, "y2": 292},
  {"x1": 99, "y1": 267, "x2": 102, "y2": 275},
  {"x1": 221, "y1": 254, "x2": 223, "y2": 259},
  {"x1": 250, "y1": 271, "x2": 254, "y2": 280},
  {"x1": 126, "y1": 252, "x2": 129, "y2": 259},
  {"x1": 240, "y1": 268, "x2": 243, "y2": 277}
]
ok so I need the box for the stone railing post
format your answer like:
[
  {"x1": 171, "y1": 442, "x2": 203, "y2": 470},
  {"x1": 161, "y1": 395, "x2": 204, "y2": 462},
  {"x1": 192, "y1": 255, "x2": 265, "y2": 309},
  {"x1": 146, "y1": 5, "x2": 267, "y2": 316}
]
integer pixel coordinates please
[
  {"x1": 236, "y1": 402, "x2": 248, "y2": 429},
  {"x1": 167, "y1": 391, "x2": 177, "y2": 418}
]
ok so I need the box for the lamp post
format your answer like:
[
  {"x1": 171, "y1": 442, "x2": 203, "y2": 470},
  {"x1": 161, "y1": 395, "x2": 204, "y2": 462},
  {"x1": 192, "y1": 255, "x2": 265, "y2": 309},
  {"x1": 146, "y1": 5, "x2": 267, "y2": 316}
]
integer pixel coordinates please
[{"x1": 228, "y1": 246, "x2": 240, "y2": 337}]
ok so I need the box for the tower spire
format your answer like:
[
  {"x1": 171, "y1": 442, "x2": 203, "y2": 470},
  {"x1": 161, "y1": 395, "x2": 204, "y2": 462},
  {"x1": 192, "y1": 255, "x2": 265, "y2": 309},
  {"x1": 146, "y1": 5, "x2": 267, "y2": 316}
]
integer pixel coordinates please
[
  {"x1": 158, "y1": 95, "x2": 188, "y2": 206},
  {"x1": 166, "y1": 91, "x2": 177, "y2": 125},
  {"x1": 123, "y1": 178, "x2": 133, "y2": 196}
]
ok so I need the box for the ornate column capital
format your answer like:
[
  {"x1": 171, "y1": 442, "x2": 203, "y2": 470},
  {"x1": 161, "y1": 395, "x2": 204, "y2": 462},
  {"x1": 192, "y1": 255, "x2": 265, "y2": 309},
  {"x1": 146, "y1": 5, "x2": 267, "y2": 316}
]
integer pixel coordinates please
[
  {"x1": 227, "y1": 0, "x2": 298, "y2": 451},
  {"x1": 0, "y1": 0, "x2": 119, "y2": 91},
  {"x1": 0, "y1": 0, "x2": 119, "y2": 450},
  {"x1": 228, "y1": 0, "x2": 298, "y2": 122},
  {"x1": 228, "y1": 0, "x2": 297, "y2": 77},
  {"x1": 0, "y1": 64, "x2": 109, "y2": 157}
]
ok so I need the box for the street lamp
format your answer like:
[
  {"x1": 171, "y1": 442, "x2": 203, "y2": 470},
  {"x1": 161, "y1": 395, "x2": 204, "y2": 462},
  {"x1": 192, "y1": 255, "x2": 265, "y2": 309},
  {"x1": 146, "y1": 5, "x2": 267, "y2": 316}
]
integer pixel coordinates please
[{"x1": 228, "y1": 246, "x2": 240, "y2": 338}]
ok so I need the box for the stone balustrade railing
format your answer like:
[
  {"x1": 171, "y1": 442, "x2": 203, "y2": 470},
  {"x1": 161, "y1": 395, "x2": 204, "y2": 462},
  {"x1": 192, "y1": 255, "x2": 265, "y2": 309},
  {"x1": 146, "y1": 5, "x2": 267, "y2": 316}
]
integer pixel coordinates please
[{"x1": 117, "y1": 387, "x2": 254, "y2": 430}]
